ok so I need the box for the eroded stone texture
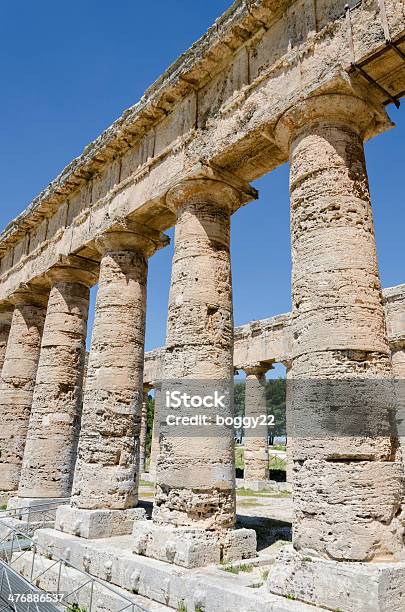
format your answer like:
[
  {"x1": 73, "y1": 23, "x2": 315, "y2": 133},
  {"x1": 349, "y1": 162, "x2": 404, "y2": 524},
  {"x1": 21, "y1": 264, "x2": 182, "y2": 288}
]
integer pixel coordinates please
[
  {"x1": 71, "y1": 227, "x2": 168, "y2": 510},
  {"x1": 18, "y1": 262, "x2": 96, "y2": 499},
  {"x1": 272, "y1": 94, "x2": 405, "y2": 563},
  {"x1": 243, "y1": 365, "x2": 270, "y2": 481},
  {"x1": 153, "y1": 177, "x2": 255, "y2": 532},
  {"x1": 0, "y1": 290, "x2": 47, "y2": 493}
]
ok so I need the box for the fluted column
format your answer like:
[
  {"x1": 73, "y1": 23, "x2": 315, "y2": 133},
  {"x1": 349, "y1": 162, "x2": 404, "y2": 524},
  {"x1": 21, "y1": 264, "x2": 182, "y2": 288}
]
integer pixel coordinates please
[
  {"x1": 70, "y1": 227, "x2": 167, "y2": 511},
  {"x1": 148, "y1": 382, "x2": 161, "y2": 477},
  {"x1": 18, "y1": 260, "x2": 96, "y2": 499},
  {"x1": 392, "y1": 342, "x2": 405, "y2": 467},
  {"x1": 283, "y1": 360, "x2": 293, "y2": 486},
  {"x1": 154, "y1": 178, "x2": 243, "y2": 530},
  {"x1": 268, "y1": 93, "x2": 405, "y2": 608},
  {"x1": 0, "y1": 289, "x2": 47, "y2": 494},
  {"x1": 139, "y1": 384, "x2": 151, "y2": 473},
  {"x1": 243, "y1": 365, "x2": 269, "y2": 481}
]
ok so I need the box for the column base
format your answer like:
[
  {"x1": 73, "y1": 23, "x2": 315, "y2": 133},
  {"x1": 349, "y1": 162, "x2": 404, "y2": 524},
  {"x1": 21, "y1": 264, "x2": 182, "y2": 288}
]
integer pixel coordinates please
[
  {"x1": 56, "y1": 505, "x2": 146, "y2": 539},
  {"x1": 236, "y1": 478, "x2": 291, "y2": 493},
  {"x1": 267, "y1": 545, "x2": 405, "y2": 612},
  {"x1": 132, "y1": 520, "x2": 257, "y2": 568}
]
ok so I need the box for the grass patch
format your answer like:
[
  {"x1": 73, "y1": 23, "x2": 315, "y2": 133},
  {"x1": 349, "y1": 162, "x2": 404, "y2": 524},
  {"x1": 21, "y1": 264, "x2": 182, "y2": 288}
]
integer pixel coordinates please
[
  {"x1": 261, "y1": 568, "x2": 269, "y2": 580},
  {"x1": 177, "y1": 601, "x2": 187, "y2": 612},
  {"x1": 236, "y1": 488, "x2": 291, "y2": 498},
  {"x1": 221, "y1": 563, "x2": 254, "y2": 574},
  {"x1": 139, "y1": 479, "x2": 154, "y2": 487},
  {"x1": 0, "y1": 504, "x2": 7, "y2": 511},
  {"x1": 235, "y1": 447, "x2": 244, "y2": 470}
]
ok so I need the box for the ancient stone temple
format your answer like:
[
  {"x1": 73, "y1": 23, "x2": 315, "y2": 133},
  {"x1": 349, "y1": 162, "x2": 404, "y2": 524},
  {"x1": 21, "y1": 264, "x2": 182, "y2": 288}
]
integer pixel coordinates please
[{"x1": 1, "y1": 1, "x2": 405, "y2": 610}]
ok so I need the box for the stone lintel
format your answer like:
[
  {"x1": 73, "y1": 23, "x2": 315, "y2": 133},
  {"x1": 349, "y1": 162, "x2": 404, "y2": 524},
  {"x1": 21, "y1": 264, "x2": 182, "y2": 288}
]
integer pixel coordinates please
[
  {"x1": 55, "y1": 505, "x2": 147, "y2": 539},
  {"x1": 132, "y1": 520, "x2": 257, "y2": 568},
  {"x1": 268, "y1": 545, "x2": 405, "y2": 612}
]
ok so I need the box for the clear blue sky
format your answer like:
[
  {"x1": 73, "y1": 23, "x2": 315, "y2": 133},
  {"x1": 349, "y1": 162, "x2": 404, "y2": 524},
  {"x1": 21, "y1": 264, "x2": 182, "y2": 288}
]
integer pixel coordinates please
[{"x1": 1, "y1": 1, "x2": 404, "y2": 377}]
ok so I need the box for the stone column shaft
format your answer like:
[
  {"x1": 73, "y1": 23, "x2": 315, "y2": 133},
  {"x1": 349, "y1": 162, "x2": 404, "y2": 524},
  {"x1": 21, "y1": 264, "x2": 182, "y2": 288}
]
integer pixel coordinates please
[
  {"x1": 139, "y1": 385, "x2": 151, "y2": 474},
  {"x1": 0, "y1": 291, "x2": 47, "y2": 493},
  {"x1": 18, "y1": 263, "x2": 96, "y2": 499},
  {"x1": 71, "y1": 229, "x2": 167, "y2": 510},
  {"x1": 153, "y1": 176, "x2": 256, "y2": 535},
  {"x1": 148, "y1": 383, "x2": 161, "y2": 477},
  {"x1": 243, "y1": 365, "x2": 269, "y2": 482},
  {"x1": 278, "y1": 94, "x2": 404, "y2": 563}
]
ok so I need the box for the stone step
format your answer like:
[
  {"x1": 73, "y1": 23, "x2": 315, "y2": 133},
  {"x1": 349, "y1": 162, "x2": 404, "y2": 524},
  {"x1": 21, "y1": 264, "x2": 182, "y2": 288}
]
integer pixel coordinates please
[
  {"x1": 33, "y1": 528, "x2": 318, "y2": 612},
  {"x1": 12, "y1": 550, "x2": 170, "y2": 612}
]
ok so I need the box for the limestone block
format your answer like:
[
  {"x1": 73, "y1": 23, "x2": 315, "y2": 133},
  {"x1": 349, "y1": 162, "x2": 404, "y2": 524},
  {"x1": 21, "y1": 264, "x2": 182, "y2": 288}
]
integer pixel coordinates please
[
  {"x1": 56, "y1": 505, "x2": 146, "y2": 539},
  {"x1": 132, "y1": 521, "x2": 256, "y2": 568},
  {"x1": 268, "y1": 545, "x2": 405, "y2": 612}
]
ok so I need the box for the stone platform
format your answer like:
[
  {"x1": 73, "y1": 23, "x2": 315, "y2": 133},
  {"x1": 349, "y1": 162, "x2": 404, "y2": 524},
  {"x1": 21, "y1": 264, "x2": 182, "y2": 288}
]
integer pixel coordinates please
[
  {"x1": 268, "y1": 545, "x2": 405, "y2": 612},
  {"x1": 33, "y1": 528, "x2": 317, "y2": 611}
]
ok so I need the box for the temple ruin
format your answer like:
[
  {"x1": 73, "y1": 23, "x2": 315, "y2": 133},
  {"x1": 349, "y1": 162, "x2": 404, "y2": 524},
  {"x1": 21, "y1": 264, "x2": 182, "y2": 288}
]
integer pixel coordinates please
[{"x1": 1, "y1": 0, "x2": 405, "y2": 610}]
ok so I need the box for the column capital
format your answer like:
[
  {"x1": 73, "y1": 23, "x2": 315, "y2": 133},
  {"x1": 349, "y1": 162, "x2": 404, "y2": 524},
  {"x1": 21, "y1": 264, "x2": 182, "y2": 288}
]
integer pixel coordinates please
[
  {"x1": 282, "y1": 359, "x2": 293, "y2": 372},
  {"x1": 243, "y1": 362, "x2": 273, "y2": 377},
  {"x1": 95, "y1": 222, "x2": 169, "y2": 258},
  {"x1": 275, "y1": 92, "x2": 392, "y2": 154},
  {"x1": 9, "y1": 284, "x2": 49, "y2": 308},
  {"x1": 390, "y1": 338, "x2": 405, "y2": 352},
  {"x1": 165, "y1": 162, "x2": 257, "y2": 214},
  {"x1": 46, "y1": 255, "x2": 99, "y2": 288}
]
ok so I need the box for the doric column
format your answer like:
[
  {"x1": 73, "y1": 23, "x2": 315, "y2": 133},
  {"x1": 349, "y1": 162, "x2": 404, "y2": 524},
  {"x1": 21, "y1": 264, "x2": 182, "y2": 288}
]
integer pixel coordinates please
[
  {"x1": 133, "y1": 171, "x2": 258, "y2": 567},
  {"x1": 55, "y1": 225, "x2": 168, "y2": 538},
  {"x1": 243, "y1": 364, "x2": 270, "y2": 482},
  {"x1": 148, "y1": 382, "x2": 161, "y2": 477},
  {"x1": 391, "y1": 342, "x2": 405, "y2": 469},
  {"x1": 17, "y1": 259, "x2": 97, "y2": 500},
  {"x1": 139, "y1": 384, "x2": 151, "y2": 473},
  {"x1": 268, "y1": 93, "x2": 405, "y2": 608},
  {"x1": 0, "y1": 288, "x2": 48, "y2": 495},
  {"x1": 0, "y1": 309, "x2": 12, "y2": 374},
  {"x1": 283, "y1": 360, "x2": 293, "y2": 487}
]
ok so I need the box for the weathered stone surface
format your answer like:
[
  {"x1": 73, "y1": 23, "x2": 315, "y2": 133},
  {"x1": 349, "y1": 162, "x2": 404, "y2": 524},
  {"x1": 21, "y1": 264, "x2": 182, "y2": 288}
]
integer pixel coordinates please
[
  {"x1": 243, "y1": 365, "x2": 270, "y2": 481},
  {"x1": 56, "y1": 505, "x2": 146, "y2": 539},
  {"x1": 18, "y1": 262, "x2": 96, "y2": 499},
  {"x1": 1, "y1": 2, "x2": 404, "y2": 304},
  {"x1": 71, "y1": 227, "x2": 168, "y2": 511},
  {"x1": 153, "y1": 178, "x2": 253, "y2": 532},
  {"x1": 268, "y1": 545, "x2": 405, "y2": 612},
  {"x1": 0, "y1": 290, "x2": 47, "y2": 493},
  {"x1": 132, "y1": 521, "x2": 256, "y2": 568},
  {"x1": 272, "y1": 94, "x2": 405, "y2": 564}
]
